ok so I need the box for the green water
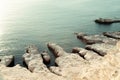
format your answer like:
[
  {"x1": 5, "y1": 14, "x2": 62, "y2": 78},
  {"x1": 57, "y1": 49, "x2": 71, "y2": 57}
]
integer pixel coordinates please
[{"x1": 0, "y1": 0, "x2": 120, "y2": 65}]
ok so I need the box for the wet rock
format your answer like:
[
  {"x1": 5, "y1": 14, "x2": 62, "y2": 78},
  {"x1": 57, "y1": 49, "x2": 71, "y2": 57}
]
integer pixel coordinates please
[
  {"x1": 74, "y1": 32, "x2": 87, "y2": 39},
  {"x1": 75, "y1": 32, "x2": 118, "y2": 45},
  {"x1": 0, "y1": 55, "x2": 14, "y2": 67},
  {"x1": 85, "y1": 43, "x2": 115, "y2": 56},
  {"x1": 95, "y1": 18, "x2": 120, "y2": 24},
  {"x1": 23, "y1": 45, "x2": 49, "y2": 73},
  {"x1": 103, "y1": 31, "x2": 120, "y2": 39},
  {"x1": 41, "y1": 51, "x2": 50, "y2": 64}
]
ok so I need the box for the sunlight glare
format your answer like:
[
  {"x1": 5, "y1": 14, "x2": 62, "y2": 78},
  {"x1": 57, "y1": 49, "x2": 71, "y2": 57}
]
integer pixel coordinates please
[{"x1": 0, "y1": 0, "x2": 10, "y2": 19}]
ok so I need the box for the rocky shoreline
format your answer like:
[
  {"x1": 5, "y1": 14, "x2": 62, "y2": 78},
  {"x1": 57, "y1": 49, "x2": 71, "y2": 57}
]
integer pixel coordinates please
[{"x1": 0, "y1": 31, "x2": 120, "y2": 80}]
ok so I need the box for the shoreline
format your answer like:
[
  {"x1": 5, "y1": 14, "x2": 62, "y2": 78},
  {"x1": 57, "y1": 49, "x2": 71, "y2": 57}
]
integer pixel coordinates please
[{"x1": 0, "y1": 31, "x2": 120, "y2": 80}]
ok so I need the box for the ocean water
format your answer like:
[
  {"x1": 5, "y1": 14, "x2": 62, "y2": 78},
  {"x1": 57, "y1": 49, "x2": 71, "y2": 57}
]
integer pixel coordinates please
[{"x1": 0, "y1": 0, "x2": 120, "y2": 66}]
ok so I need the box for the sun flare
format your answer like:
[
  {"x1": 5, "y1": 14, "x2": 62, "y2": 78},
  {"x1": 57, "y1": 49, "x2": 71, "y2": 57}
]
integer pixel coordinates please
[{"x1": 0, "y1": 0, "x2": 9, "y2": 19}]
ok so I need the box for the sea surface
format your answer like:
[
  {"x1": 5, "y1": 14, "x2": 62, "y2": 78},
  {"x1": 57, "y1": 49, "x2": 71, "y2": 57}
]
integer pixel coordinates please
[{"x1": 0, "y1": 0, "x2": 120, "y2": 66}]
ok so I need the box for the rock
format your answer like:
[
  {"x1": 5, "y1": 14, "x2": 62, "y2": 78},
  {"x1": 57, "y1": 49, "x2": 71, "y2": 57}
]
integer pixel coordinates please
[
  {"x1": 74, "y1": 32, "x2": 87, "y2": 39},
  {"x1": 0, "y1": 55, "x2": 14, "y2": 67},
  {"x1": 0, "y1": 64, "x2": 66, "y2": 80},
  {"x1": 55, "y1": 54, "x2": 86, "y2": 68},
  {"x1": 47, "y1": 43, "x2": 86, "y2": 68},
  {"x1": 1, "y1": 42, "x2": 120, "y2": 80},
  {"x1": 116, "y1": 41, "x2": 120, "y2": 51},
  {"x1": 72, "y1": 47, "x2": 101, "y2": 60},
  {"x1": 23, "y1": 45, "x2": 49, "y2": 73},
  {"x1": 72, "y1": 47, "x2": 91, "y2": 56},
  {"x1": 49, "y1": 66, "x2": 62, "y2": 76},
  {"x1": 85, "y1": 43, "x2": 115, "y2": 56},
  {"x1": 103, "y1": 31, "x2": 120, "y2": 39},
  {"x1": 75, "y1": 33, "x2": 118, "y2": 45},
  {"x1": 95, "y1": 18, "x2": 120, "y2": 24},
  {"x1": 47, "y1": 43, "x2": 68, "y2": 57},
  {"x1": 41, "y1": 51, "x2": 50, "y2": 64},
  {"x1": 0, "y1": 64, "x2": 37, "y2": 80}
]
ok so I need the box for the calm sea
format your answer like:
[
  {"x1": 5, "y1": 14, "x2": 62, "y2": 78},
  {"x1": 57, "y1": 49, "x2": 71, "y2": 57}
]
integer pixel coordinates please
[{"x1": 0, "y1": 0, "x2": 120, "y2": 66}]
